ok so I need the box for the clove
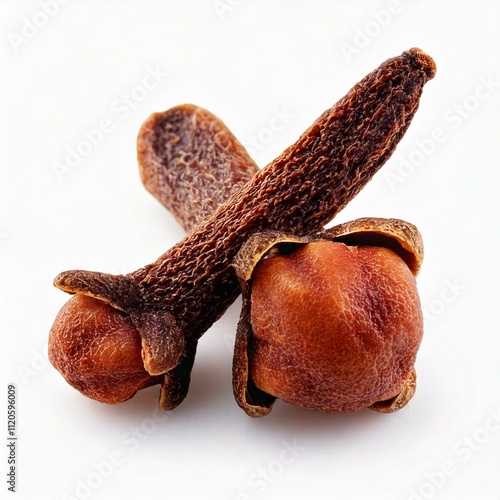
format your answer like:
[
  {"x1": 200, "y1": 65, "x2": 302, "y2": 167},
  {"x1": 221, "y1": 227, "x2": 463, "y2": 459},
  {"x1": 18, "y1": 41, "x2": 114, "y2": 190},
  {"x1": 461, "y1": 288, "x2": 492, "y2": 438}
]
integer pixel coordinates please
[
  {"x1": 49, "y1": 49, "x2": 435, "y2": 410},
  {"x1": 49, "y1": 104, "x2": 258, "y2": 405}
]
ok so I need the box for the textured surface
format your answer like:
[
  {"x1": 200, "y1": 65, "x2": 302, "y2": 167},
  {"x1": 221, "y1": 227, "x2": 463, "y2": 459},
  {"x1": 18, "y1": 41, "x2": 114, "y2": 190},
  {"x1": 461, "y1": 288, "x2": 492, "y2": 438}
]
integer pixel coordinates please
[
  {"x1": 7, "y1": 3, "x2": 498, "y2": 495},
  {"x1": 232, "y1": 217, "x2": 424, "y2": 417},
  {"x1": 249, "y1": 242, "x2": 423, "y2": 414},
  {"x1": 50, "y1": 105, "x2": 258, "y2": 406},
  {"x1": 324, "y1": 217, "x2": 424, "y2": 276},
  {"x1": 48, "y1": 295, "x2": 163, "y2": 404},
  {"x1": 131, "y1": 48, "x2": 435, "y2": 343},
  {"x1": 53, "y1": 48, "x2": 435, "y2": 408},
  {"x1": 137, "y1": 104, "x2": 259, "y2": 232}
]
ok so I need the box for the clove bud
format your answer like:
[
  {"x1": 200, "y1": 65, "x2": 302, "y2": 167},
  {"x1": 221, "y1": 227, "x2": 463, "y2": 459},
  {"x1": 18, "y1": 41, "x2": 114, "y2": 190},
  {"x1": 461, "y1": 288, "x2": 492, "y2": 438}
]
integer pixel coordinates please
[{"x1": 232, "y1": 218, "x2": 424, "y2": 416}]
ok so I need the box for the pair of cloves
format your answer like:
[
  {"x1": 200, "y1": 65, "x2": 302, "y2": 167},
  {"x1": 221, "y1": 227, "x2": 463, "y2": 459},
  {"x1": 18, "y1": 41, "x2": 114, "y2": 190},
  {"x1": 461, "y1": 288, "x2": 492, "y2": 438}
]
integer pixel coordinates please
[{"x1": 49, "y1": 48, "x2": 435, "y2": 416}]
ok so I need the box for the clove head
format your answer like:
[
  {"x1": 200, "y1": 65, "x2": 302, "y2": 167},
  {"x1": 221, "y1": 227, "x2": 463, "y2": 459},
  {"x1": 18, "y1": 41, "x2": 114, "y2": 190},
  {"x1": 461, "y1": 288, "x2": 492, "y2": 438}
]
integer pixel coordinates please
[
  {"x1": 48, "y1": 295, "x2": 160, "y2": 404},
  {"x1": 233, "y1": 218, "x2": 424, "y2": 416}
]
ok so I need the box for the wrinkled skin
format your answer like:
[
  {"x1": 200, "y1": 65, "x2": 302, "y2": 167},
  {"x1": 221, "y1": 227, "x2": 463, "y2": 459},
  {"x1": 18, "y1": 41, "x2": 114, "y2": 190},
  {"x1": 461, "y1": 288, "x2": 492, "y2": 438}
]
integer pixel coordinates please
[
  {"x1": 49, "y1": 295, "x2": 160, "y2": 404},
  {"x1": 49, "y1": 49, "x2": 434, "y2": 409},
  {"x1": 48, "y1": 104, "x2": 259, "y2": 405},
  {"x1": 249, "y1": 241, "x2": 423, "y2": 413}
]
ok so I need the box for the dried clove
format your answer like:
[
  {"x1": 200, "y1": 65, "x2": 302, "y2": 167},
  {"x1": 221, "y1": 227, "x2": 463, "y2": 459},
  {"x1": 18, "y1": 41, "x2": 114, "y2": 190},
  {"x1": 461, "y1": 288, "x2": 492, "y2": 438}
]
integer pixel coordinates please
[
  {"x1": 232, "y1": 218, "x2": 424, "y2": 417},
  {"x1": 49, "y1": 104, "x2": 258, "y2": 405},
  {"x1": 50, "y1": 48, "x2": 435, "y2": 410},
  {"x1": 138, "y1": 104, "x2": 259, "y2": 232}
]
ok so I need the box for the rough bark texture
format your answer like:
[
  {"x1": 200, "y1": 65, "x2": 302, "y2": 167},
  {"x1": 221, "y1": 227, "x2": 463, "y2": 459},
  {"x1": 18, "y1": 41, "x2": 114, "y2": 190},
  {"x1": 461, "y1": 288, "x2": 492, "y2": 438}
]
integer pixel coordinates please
[
  {"x1": 138, "y1": 104, "x2": 259, "y2": 232},
  {"x1": 54, "y1": 48, "x2": 435, "y2": 409},
  {"x1": 50, "y1": 105, "x2": 258, "y2": 408},
  {"x1": 132, "y1": 48, "x2": 434, "y2": 341}
]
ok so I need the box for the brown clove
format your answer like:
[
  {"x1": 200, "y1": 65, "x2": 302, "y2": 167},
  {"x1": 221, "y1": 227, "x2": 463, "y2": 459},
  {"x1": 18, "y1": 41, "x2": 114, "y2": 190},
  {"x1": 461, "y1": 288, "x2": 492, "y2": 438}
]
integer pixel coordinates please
[
  {"x1": 49, "y1": 104, "x2": 259, "y2": 405},
  {"x1": 49, "y1": 49, "x2": 436, "y2": 410},
  {"x1": 232, "y1": 218, "x2": 424, "y2": 417}
]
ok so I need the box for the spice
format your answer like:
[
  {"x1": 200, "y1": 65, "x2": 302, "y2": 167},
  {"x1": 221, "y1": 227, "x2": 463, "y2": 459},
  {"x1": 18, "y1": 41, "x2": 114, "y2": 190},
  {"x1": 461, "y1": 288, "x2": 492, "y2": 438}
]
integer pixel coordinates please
[
  {"x1": 138, "y1": 103, "x2": 259, "y2": 231},
  {"x1": 49, "y1": 104, "x2": 258, "y2": 405},
  {"x1": 50, "y1": 48, "x2": 435, "y2": 410},
  {"x1": 232, "y1": 218, "x2": 424, "y2": 416}
]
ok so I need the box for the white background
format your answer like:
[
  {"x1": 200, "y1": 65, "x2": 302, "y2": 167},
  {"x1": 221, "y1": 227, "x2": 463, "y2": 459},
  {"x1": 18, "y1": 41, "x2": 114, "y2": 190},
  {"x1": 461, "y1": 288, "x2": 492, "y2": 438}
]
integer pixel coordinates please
[{"x1": 1, "y1": 1, "x2": 499, "y2": 499}]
